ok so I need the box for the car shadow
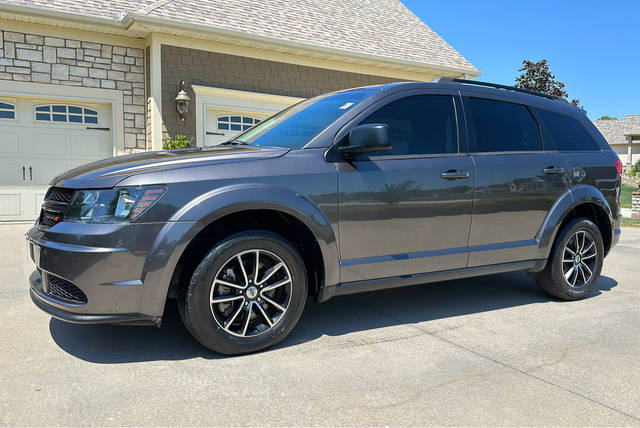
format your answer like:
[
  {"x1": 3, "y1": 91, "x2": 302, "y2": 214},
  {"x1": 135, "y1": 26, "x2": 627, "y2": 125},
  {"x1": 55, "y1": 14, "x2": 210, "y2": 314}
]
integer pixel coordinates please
[{"x1": 49, "y1": 271, "x2": 618, "y2": 363}]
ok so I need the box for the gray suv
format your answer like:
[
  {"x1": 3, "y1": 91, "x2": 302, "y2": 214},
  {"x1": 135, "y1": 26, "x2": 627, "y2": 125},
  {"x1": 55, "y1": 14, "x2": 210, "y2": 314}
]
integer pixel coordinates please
[{"x1": 26, "y1": 79, "x2": 622, "y2": 354}]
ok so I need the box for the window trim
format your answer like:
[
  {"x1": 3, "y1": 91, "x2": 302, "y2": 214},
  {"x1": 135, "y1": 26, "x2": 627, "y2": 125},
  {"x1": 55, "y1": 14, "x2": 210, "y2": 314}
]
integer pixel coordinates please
[
  {"x1": 216, "y1": 114, "x2": 262, "y2": 132},
  {"x1": 327, "y1": 89, "x2": 466, "y2": 162},
  {"x1": 0, "y1": 101, "x2": 16, "y2": 121},
  {"x1": 33, "y1": 104, "x2": 100, "y2": 125}
]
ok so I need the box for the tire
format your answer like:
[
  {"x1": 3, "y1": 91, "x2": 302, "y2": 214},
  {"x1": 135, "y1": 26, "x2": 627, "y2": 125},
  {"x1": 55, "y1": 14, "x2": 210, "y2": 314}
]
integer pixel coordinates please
[
  {"x1": 534, "y1": 217, "x2": 604, "y2": 300},
  {"x1": 180, "y1": 230, "x2": 308, "y2": 355}
]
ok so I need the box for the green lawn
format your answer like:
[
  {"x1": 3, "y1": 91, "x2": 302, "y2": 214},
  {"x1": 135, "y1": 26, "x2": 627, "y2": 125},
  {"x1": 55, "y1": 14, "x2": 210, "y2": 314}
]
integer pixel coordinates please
[
  {"x1": 622, "y1": 217, "x2": 640, "y2": 228},
  {"x1": 621, "y1": 183, "x2": 636, "y2": 208}
]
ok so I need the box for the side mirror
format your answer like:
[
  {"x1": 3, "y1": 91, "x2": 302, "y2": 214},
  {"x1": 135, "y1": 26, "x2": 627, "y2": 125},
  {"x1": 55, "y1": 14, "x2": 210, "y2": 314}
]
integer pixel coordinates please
[{"x1": 339, "y1": 123, "x2": 391, "y2": 160}]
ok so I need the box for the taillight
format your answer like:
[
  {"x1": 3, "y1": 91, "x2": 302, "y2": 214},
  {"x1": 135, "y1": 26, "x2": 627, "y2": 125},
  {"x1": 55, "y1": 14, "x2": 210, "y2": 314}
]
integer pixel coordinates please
[{"x1": 615, "y1": 158, "x2": 623, "y2": 177}]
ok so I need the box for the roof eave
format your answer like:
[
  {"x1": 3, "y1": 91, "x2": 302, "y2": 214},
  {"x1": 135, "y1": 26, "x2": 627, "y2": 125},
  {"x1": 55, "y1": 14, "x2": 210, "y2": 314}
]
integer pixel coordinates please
[
  {"x1": 124, "y1": 13, "x2": 480, "y2": 78},
  {"x1": 0, "y1": 2, "x2": 130, "y2": 36}
]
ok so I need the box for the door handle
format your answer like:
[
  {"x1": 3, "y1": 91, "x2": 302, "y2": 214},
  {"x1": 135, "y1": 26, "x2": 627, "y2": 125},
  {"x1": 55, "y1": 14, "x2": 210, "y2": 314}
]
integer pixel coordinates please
[
  {"x1": 29, "y1": 166, "x2": 33, "y2": 181},
  {"x1": 22, "y1": 166, "x2": 25, "y2": 181},
  {"x1": 543, "y1": 167, "x2": 565, "y2": 175},
  {"x1": 441, "y1": 170, "x2": 470, "y2": 180}
]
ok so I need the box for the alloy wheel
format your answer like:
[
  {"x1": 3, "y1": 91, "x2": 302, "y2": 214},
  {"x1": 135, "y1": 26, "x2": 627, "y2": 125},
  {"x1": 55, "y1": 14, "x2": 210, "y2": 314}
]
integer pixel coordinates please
[
  {"x1": 209, "y1": 249, "x2": 292, "y2": 337},
  {"x1": 561, "y1": 230, "x2": 597, "y2": 289}
]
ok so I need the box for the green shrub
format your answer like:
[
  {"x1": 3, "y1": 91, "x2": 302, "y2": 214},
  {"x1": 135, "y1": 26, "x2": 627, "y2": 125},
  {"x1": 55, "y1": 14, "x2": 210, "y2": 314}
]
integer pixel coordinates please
[
  {"x1": 625, "y1": 160, "x2": 640, "y2": 177},
  {"x1": 162, "y1": 134, "x2": 191, "y2": 150}
]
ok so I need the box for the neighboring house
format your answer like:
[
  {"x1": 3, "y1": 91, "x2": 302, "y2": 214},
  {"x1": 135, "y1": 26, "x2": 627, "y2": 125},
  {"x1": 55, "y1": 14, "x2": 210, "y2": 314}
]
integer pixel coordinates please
[
  {"x1": 593, "y1": 115, "x2": 640, "y2": 169},
  {"x1": 0, "y1": 0, "x2": 479, "y2": 221}
]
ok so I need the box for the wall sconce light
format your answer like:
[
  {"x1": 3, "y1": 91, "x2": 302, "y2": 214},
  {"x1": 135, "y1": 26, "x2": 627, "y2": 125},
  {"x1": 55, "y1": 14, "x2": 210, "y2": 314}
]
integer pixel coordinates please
[{"x1": 174, "y1": 80, "x2": 191, "y2": 121}]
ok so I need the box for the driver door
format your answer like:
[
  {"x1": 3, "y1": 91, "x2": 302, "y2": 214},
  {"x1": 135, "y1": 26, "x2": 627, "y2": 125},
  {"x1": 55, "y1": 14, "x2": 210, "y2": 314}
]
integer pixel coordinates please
[{"x1": 336, "y1": 91, "x2": 474, "y2": 283}]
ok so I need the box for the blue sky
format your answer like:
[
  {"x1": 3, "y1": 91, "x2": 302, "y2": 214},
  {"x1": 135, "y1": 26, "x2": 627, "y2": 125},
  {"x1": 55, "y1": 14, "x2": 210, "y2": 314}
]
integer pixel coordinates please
[{"x1": 401, "y1": 0, "x2": 639, "y2": 120}]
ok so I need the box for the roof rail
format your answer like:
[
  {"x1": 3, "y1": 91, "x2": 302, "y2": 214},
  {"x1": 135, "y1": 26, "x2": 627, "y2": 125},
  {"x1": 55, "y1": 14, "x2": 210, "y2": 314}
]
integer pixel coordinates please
[{"x1": 432, "y1": 77, "x2": 569, "y2": 103}]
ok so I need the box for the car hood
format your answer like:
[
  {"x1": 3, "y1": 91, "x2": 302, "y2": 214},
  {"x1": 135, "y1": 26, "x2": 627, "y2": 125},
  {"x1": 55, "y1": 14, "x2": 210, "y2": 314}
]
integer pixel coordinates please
[{"x1": 51, "y1": 145, "x2": 290, "y2": 189}]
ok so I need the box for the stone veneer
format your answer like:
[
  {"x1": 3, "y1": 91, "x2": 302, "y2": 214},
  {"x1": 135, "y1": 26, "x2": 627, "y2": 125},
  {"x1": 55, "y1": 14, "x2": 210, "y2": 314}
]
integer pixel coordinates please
[
  {"x1": 632, "y1": 189, "x2": 640, "y2": 219},
  {"x1": 0, "y1": 30, "x2": 146, "y2": 151}
]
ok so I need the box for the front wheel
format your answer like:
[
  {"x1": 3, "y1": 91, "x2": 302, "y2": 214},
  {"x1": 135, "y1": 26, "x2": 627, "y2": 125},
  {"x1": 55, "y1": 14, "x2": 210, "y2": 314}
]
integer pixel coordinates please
[
  {"x1": 534, "y1": 218, "x2": 604, "y2": 300},
  {"x1": 180, "y1": 230, "x2": 308, "y2": 355}
]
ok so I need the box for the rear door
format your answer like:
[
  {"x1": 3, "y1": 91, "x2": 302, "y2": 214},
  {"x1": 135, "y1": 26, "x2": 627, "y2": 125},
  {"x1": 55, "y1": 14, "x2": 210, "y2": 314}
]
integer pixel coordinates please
[
  {"x1": 337, "y1": 90, "x2": 475, "y2": 283},
  {"x1": 463, "y1": 96, "x2": 568, "y2": 266}
]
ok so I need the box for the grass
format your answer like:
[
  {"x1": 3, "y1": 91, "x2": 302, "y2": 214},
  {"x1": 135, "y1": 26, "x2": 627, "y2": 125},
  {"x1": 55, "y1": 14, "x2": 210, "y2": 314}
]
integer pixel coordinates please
[
  {"x1": 622, "y1": 217, "x2": 640, "y2": 228},
  {"x1": 621, "y1": 183, "x2": 636, "y2": 209}
]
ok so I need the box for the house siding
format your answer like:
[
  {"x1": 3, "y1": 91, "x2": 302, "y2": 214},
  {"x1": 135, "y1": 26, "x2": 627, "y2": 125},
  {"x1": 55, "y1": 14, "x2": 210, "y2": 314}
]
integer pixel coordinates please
[
  {"x1": 0, "y1": 30, "x2": 146, "y2": 151},
  {"x1": 160, "y1": 44, "x2": 402, "y2": 142}
]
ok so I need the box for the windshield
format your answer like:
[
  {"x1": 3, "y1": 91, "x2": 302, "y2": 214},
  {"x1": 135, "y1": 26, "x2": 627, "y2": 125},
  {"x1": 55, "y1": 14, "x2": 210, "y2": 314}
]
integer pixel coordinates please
[{"x1": 231, "y1": 87, "x2": 382, "y2": 149}]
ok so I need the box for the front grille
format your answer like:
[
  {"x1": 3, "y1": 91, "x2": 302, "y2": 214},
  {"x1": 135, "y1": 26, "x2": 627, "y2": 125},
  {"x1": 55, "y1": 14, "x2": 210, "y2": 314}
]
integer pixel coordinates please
[
  {"x1": 39, "y1": 209, "x2": 61, "y2": 227},
  {"x1": 46, "y1": 187, "x2": 75, "y2": 203},
  {"x1": 39, "y1": 187, "x2": 74, "y2": 229},
  {"x1": 46, "y1": 275, "x2": 87, "y2": 304}
]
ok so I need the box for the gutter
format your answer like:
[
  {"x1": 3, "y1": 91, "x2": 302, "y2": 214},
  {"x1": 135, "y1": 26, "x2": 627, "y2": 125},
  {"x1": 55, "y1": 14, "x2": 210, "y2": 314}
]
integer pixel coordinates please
[
  {"x1": 0, "y1": 2, "x2": 128, "y2": 34},
  {"x1": 0, "y1": 2, "x2": 480, "y2": 78},
  {"x1": 122, "y1": 13, "x2": 480, "y2": 77}
]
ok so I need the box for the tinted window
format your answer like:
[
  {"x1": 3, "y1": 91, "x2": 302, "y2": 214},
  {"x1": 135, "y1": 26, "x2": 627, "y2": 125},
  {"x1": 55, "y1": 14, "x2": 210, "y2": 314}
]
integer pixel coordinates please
[
  {"x1": 360, "y1": 95, "x2": 458, "y2": 156},
  {"x1": 236, "y1": 88, "x2": 381, "y2": 149},
  {"x1": 467, "y1": 97, "x2": 541, "y2": 152},
  {"x1": 535, "y1": 108, "x2": 600, "y2": 151}
]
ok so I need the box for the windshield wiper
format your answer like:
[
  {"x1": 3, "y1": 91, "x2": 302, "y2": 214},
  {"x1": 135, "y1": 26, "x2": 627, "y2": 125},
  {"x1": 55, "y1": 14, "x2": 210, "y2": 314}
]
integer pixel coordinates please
[{"x1": 220, "y1": 139, "x2": 251, "y2": 146}]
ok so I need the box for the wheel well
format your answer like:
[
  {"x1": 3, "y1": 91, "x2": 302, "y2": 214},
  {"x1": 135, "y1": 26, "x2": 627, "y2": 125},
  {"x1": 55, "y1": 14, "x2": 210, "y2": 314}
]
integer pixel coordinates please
[
  {"x1": 168, "y1": 209, "x2": 325, "y2": 301},
  {"x1": 556, "y1": 202, "x2": 612, "y2": 255}
]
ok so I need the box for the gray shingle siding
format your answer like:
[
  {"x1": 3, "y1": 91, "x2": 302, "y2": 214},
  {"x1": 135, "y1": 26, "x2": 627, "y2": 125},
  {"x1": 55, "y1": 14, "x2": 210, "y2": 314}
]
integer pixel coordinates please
[{"x1": 160, "y1": 44, "x2": 402, "y2": 141}]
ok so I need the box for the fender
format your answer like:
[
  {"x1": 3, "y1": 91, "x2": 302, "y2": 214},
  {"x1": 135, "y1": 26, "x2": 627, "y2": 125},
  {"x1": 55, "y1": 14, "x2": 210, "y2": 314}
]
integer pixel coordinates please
[
  {"x1": 534, "y1": 184, "x2": 613, "y2": 262},
  {"x1": 139, "y1": 183, "x2": 339, "y2": 317}
]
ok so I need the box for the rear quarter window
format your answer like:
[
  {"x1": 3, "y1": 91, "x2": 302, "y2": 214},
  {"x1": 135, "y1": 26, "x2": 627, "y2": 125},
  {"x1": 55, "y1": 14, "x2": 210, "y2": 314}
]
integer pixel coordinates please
[
  {"x1": 467, "y1": 97, "x2": 542, "y2": 152},
  {"x1": 535, "y1": 108, "x2": 600, "y2": 151}
]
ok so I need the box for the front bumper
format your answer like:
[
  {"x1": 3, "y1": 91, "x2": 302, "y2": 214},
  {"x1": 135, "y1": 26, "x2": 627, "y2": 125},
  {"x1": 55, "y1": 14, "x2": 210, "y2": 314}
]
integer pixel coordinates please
[
  {"x1": 26, "y1": 220, "x2": 173, "y2": 324},
  {"x1": 30, "y1": 275, "x2": 160, "y2": 325}
]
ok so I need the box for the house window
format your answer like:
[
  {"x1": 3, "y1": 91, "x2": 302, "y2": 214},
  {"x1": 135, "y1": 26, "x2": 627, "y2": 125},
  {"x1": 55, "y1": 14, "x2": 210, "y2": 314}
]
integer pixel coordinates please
[
  {"x1": 217, "y1": 115, "x2": 261, "y2": 132},
  {"x1": 0, "y1": 102, "x2": 16, "y2": 119},
  {"x1": 34, "y1": 105, "x2": 99, "y2": 124}
]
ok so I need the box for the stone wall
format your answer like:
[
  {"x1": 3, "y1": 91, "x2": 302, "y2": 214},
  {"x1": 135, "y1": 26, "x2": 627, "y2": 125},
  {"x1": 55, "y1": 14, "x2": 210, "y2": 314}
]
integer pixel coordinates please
[
  {"x1": 160, "y1": 44, "x2": 402, "y2": 142},
  {"x1": 0, "y1": 30, "x2": 146, "y2": 151}
]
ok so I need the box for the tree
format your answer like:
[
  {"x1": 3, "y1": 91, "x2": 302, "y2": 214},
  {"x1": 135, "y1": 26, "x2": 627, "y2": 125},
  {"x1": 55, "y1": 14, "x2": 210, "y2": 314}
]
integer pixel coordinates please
[
  {"x1": 597, "y1": 115, "x2": 618, "y2": 121},
  {"x1": 515, "y1": 59, "x2": 582, "y2": 109}
]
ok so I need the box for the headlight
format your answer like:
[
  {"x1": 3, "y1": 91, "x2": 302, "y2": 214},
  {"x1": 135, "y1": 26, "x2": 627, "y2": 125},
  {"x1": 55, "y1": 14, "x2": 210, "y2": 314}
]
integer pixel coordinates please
[{"x1": 65, "y1": 186, "x2": 166, "y2": 223}]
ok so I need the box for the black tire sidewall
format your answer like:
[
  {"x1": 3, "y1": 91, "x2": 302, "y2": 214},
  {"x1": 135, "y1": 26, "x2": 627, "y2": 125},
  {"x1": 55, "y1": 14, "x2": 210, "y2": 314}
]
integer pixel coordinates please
[
  {"x1": 184, "y1": 230, "x2": 307, "y2": 355},
  {"x1": 549, "y1": 218, "x2": 604, "y2": 300}
]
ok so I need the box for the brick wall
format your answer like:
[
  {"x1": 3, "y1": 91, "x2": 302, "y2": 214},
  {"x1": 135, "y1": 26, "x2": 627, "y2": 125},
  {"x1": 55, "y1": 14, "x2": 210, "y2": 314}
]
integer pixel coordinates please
[
  {"x1": 0, "y1": 30, "x2": 146, "y2": 151},
  {"x1": 160, "y1": 45, "x2": 402, "y2": 142}
]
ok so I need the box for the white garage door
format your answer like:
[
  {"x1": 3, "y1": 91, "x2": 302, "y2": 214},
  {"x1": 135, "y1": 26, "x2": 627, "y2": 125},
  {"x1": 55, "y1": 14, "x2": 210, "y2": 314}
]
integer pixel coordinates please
[
  {"x1": 0, "y1": 96, "x2": 112, "y2": 221},
  {"x1": 205, "y1": 108, "x2": 271, "y2": 146}
]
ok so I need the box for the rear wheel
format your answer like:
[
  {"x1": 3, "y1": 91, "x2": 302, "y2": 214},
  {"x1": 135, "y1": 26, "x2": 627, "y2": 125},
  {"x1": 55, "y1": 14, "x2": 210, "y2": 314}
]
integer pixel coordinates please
[
  {"x1": 180, "y1": 230, "x2": 307, "y2": 355},
  {"x1": 535, "y1": 218, "x2": 603, "y2": 300}
]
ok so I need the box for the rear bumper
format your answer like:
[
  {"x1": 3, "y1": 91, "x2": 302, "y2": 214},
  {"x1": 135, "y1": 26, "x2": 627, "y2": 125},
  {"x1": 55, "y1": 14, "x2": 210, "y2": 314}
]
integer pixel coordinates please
[{"x1": 611, "y1": 213, "x2": 622, "y2": 252}]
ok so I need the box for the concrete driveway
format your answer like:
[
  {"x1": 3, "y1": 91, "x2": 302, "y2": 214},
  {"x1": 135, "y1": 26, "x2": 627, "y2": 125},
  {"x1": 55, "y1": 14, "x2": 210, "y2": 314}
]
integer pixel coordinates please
[{"x1": 1, "y1": 223, "x2": 639, "y2": 426}]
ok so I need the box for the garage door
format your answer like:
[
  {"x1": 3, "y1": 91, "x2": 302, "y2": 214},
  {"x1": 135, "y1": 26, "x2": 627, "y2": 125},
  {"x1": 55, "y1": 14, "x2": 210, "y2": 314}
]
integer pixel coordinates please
[
  {"x1": 0, "y1": 96, "x2": 112, "y2": 221},
  {"x1": 205, "y1": 108, "x2": 270, "y2": 146}
]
